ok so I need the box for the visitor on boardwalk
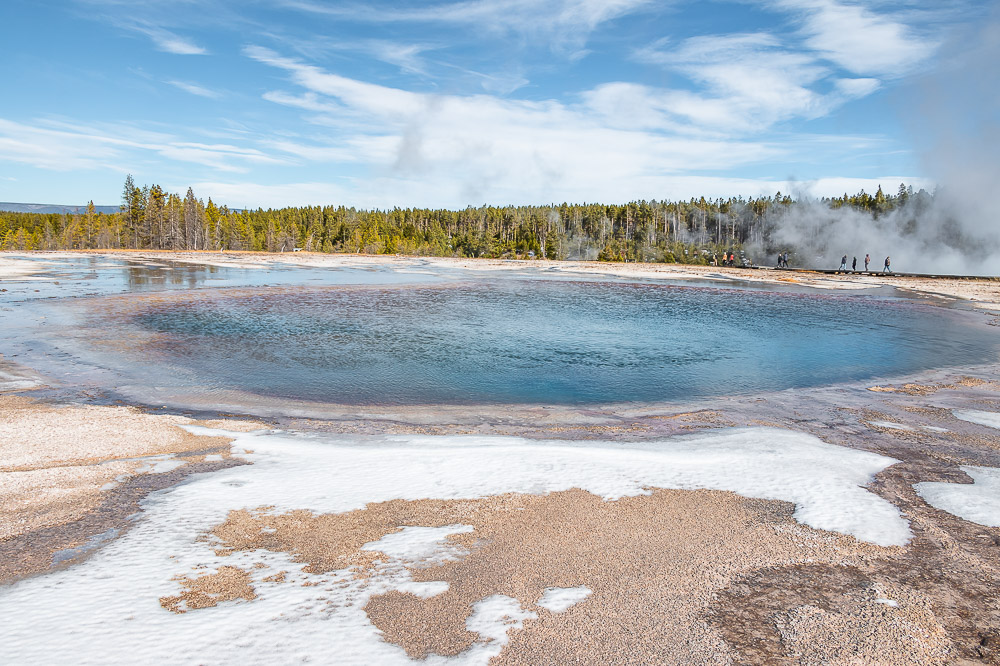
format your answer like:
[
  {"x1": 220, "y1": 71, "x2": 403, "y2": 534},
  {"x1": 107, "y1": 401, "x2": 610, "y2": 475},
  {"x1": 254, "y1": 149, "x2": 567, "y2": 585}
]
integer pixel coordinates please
[
  {"x1": 865, "y1": 254, "x2": 870, "y2": 271},
  {"x1": 852, "y1": 256, "x2": 857, "y2": 272},
  {"x1": 883, "y1": 256, "x2": 891, "y2": 274},
  {"x1": 783, "y1": 252, "x2": 789, "y2": 268},
  {"x1": 840, "y1": 255, "x2": 848, "y2": 271}
]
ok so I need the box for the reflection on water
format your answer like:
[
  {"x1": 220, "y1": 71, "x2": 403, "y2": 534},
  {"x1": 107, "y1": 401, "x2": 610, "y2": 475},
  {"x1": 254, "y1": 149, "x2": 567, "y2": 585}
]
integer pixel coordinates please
[
  {"x1": 68, "y1": 280, "x2": 1000, "y2": 405},
  {"x1": 123, "y1": 262, "x2": 220, "y2": 291}
]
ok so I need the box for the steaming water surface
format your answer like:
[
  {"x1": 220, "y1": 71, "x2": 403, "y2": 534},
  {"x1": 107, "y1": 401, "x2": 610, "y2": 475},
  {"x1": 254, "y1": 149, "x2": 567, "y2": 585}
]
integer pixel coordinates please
[{"x1": 54, "y1": 278, "x2": 1000, "y2": 406}]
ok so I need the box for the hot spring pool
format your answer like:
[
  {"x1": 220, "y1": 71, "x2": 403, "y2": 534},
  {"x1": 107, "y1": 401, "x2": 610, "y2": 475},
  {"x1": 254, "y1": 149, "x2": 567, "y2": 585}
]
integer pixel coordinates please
[{"x1": 55, "y1": 278, "x2": 1000, "y2": 405}]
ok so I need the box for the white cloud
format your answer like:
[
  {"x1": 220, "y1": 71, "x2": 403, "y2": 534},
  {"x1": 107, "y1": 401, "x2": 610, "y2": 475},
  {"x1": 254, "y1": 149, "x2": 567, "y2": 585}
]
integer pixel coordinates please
[
  {"x1": 235, "y1": 45, "x2": 939, "y2": 208},
  {"x1": 367, "y1": 41, "x2": 433, "y2": 75},
  {"x1": 281, "y1": 0, "x2": 653, "y2": 57},
  {"x1": 283, "y1": 0, "x2": 649, "y2": 30},
  {"x1": 632, "y1": 33, "x2": 845, "y2": 132},
  {"x1": 274, "y1": 36, "x2": 439, "y2": 76},
  {"x1": 775, "y1": 0, "x2": 934, "y2": 76},
  {"x1": 262, "y1": 90, "x2": 343, "y2": 113},
  {"x1": 157, "y1": 142, "x2": 286, "y2": 172},
  {"x1": 0, "y1": 118, "x2": 285, "y2": 174},
  {"x1": 245, "y1": 46, "x2": 420, "y2": 117},
  {"x1": 246, "y1": 48, "x2": 847, "y2": 206},
  {"x1": 260, "y1": 138, "x2": 360, "y2": 163},
  {"x1": 834, "y1": 77, "x2": 881, "y2": 98},
  {"x1": 134, "y1": 26, "x2": 208, "y2": 55},
  {"x1": 166, "y1": 80, "x2": 220, "y2": 98},
  {"x1": 0, "y1": 118, "x2": 127, "y2": 171},
  {"x1": 467, "y1": 69, "x2": 530, "y2": 95}
]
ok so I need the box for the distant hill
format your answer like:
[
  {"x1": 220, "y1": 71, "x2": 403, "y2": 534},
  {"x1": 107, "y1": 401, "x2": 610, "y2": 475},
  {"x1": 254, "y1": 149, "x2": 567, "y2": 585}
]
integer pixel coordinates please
[{"x1": 0, "y1": 202, "x2": 120, "y2": 215}]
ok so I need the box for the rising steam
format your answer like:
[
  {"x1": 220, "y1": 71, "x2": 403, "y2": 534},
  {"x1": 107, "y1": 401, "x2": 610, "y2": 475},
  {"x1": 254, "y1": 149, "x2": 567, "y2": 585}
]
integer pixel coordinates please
[{"x1": 764, "y1": 14, "x2": 1000, "y2": 276}]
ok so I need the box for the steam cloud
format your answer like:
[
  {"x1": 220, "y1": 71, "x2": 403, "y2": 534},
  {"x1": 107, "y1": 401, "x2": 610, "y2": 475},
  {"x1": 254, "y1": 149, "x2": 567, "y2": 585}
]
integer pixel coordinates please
[{"x1": 765, "y1": 15, "x2": 1000, "y2": 276}]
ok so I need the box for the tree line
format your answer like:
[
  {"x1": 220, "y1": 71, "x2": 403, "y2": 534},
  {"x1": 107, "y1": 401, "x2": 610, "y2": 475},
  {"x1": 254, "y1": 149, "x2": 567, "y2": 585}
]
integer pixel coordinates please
[{"x1": 0, "y1": 176, "x2": 928, "y2": 264}]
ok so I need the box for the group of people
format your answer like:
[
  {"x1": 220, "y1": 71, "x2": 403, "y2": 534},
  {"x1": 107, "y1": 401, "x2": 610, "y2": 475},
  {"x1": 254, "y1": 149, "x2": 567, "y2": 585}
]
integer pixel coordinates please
[
  {"x1": 716, "y1": 252, "x2": 739, "y2": 267},
  {"x1": 775, "y1": 252, "x2": 790, "y2": 268},
  {"x1": 838, "y1": 253, "x2": 891, "y2": 273}
]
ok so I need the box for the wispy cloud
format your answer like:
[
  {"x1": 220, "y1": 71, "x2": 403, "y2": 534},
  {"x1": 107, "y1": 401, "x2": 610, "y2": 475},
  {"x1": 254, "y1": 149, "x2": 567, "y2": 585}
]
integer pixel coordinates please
[
  {"x1": 262, "y1": 91, "x2": 342, "y2": 113},
  {"x1": 166, "y1": 80, "x2": 220, "y2": 98},
  {"x1": 632, "y1": 33, "x2": 840, "y2": 132},
  {"x1": 0, "y1": 117, "x2": 285, "y2": 174},
  {"x1": 133, "y1": 25, "x2": 208, "y2": 55},
  {"x1": 774, "y1": 0, "x2": 934, "y2": 76},
  {"x1": 245, "y1": 46, "x2": 420, "y2": 117},
  {"x1": 74, "y1": 0, "x2": 254, "y2": 54},
  {"x1": 238, "y1": 44, "x2": 933, "y2": 207},
  {"x1": 244, "y1": 47, "x2": 808, "y2": 205},
  {"x1": 365, "y1": 41, "x2": 434, "y2": 75},
  {"x1": 281, "y1": 0, "x2": 654, "y2": 57}
]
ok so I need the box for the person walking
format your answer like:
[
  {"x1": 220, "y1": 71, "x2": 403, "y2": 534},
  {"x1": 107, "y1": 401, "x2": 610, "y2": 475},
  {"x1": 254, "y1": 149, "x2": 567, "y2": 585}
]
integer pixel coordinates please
[
  {"x1": 864, "y1": 254, "x2": 870, "y2": 271},
  {"x1": 783, "y1": 251, "x2": 789, "y2": 268},
  {"x1": 840, "y1": 255, "x2": 848, "y2": 272},
  {"x1": 883, "y1": 256, "x2": 891, "y2": 274},
  {"x1": 852, "y1": 256, "x2": 857, "y2": 272}
]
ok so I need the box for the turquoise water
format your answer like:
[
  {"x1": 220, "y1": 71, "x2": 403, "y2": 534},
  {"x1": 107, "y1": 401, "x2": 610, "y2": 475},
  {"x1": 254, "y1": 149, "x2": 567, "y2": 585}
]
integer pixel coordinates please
[{"x1": 117, "y1": 279, "x2": 997, "y2": 405}]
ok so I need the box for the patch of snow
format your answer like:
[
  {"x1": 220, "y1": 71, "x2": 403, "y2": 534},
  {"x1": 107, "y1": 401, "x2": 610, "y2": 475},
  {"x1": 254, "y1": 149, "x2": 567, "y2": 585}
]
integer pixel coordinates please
[
  {"x1": 0, "y1": 427, "x2": 909, "y2": 665},
  {"x1": 875, "y1": 598, "x2": 899, "y2": 607},
  {"x1": 362, "y1": 525, "x2": 473, "y2": 565},
  {"x1": 914, "y1": 466, "x2": 1000, "y2": 528},
  {"x1": 464, "y1": 595, "x2": 535, "y2": 647},
  {"x1": 393, "y1": 581, "x2": 450, "y2": 599},
  {"x1": 953, "y1": 410, "x2": 1000, "y2": 430},
  {"x1": 537, "y1": 586, "x2": 592, "y2": 613},
  {"x1": 919, "y1": 425, "x2": 949, "y2": 433}
]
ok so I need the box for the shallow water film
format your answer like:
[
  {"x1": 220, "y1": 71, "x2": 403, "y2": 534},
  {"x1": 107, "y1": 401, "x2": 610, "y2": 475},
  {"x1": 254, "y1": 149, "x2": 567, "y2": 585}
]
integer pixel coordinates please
[{"x1": 68, "y1": 278, "x2": 999, "y2": 405}]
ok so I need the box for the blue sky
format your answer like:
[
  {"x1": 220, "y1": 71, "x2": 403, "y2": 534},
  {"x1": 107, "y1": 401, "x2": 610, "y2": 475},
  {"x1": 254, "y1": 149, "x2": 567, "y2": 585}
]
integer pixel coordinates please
[{"x1": 0, "y1": 0, "x2": 991, "y2": 209}]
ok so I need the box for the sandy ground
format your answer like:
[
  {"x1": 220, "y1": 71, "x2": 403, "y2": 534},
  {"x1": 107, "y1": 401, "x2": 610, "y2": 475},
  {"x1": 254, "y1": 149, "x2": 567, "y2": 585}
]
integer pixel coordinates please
[
  {"x1": 0, "y1": 395, "x2": 265, "y2": 580},
  {"x1": 204, "y1": 490, "x2": 905, "y2": 664},
  {"x1": 2, "y1": 251, "x2": 1000, "y2": 663}
]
